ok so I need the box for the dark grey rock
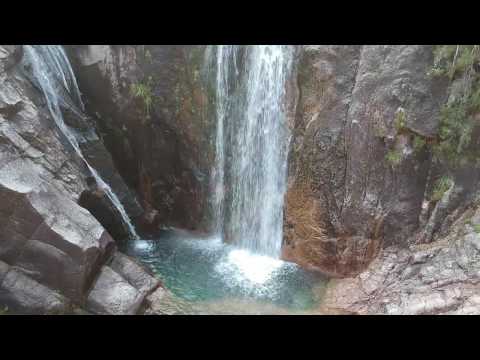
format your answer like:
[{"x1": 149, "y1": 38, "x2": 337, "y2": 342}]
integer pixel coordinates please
[
  {"x1": 0, "y1": 267, "x2": 71, "y2": 314},
  {"x1": 0, "y1": 182, "x2": 115, "y2": 303},
  {"x1": 0, "y1": 260, "x2": 9, "y2": 284}
]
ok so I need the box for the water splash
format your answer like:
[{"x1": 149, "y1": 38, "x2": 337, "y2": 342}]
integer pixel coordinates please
[{"x1": 22, "y1": 45, "x2": 139, "y2": 239}]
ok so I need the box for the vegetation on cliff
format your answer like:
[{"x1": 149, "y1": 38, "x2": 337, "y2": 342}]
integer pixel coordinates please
[
  {"x1": 429, "y1": 45, "x2": 480, "y2": 167},
  {"x1": 130, "y1": 77, "x2": 154, "y2": 122}
]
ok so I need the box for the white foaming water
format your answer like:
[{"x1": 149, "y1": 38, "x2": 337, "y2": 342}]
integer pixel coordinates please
[
  {"x1": 221, "y1": 249, "x2": 284, "y2": 284},
  {"x1": 133, "y1": 239, "x2": 155, "y2": 252},
  {"x1": 212, "y1": 45, "x2": 294, "y2": 259},
  {"x1": 22, "y1": 45, "x2": 139, "y2": 239},
  {"x1": 214, "y1": 246, "x2": 296, "y2": 298},
  {"x1": 175, "y1": 233, "x2": 287, "y2": 286}
]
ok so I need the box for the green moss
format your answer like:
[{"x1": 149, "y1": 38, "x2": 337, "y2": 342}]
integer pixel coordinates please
[
  {"x1": 385, "y1": 149, "x2": 402, "y2": 167},
  {"x1": 473, "y1": 224, "x2": 480, "y2": 234},
  {"x1": 431, "y1": 176, "x2": 453, "y2": 202}
]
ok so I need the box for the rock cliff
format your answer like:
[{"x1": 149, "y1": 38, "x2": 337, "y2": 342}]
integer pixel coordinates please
[
  {"x1": 0, "y1": 45, "x2": 165, "y2": 314},
  {"x1": 285, "y1": 45, "x2": 480, "y2": 314}
]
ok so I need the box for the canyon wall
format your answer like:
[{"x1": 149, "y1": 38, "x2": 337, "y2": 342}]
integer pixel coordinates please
[{"x1": 2, "y1": 44, "x2": 479, "y2": 315}]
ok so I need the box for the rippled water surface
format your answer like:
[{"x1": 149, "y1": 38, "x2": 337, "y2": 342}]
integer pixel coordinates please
[{"x1": 122, "y1": 230, "x2": 329, "y2": 314}]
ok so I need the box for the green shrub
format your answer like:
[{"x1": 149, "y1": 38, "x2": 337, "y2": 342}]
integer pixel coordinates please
[
  {"x1": 412, "y1": 135, "x2": 427, "y2": 153},
  {"x1": 431, "y1": 45, "x2": 479, "y2": 79},
  {"x1": 433, "y1": 99, "x2": 474, "y2": 166},
  {"x1": 0, "y1": 306, "x2": 8, "y2": 315},
  {"x1": 428, "y1": 45, "x2": 480, "y2": 166},
  {"x1": 431, "y1": 176, "x2": 453, "y2": 202},
  {"x1": 386, "y1": 149, "x2": 402, "y2": 167}
]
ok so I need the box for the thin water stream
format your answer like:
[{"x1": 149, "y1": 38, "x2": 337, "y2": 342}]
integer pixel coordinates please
[{"x1": 21, "y1": 45, "x2": 139, "y2": 239}]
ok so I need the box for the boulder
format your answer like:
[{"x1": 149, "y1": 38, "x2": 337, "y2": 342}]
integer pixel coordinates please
[
  {"x1": 0, "y1": 264, "x2": 71, "y2": 315},
  {"x1": 109, "y1": 251, "x2": 160, "y2": 295},
  {"x1": 322, "y1": 213, "x2": 480, "y2": 314},
  {"x1": 143, "y1": 287, "x2": 178, "y2": 315},
  {"x1": 86, "y1": 265, "x2": 144, "y2": 315},
  {"x1": 0, "y1": 182, "x2": 116, "y2": 303}
]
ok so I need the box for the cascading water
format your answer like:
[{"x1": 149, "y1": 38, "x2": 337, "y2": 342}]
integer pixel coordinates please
[
  {"x1": 213, "y1": 45, "x2": 294, "y2": 259},
  {"x1": 22, "y1": 45, "x2": 139, "y2": 240},
  {"x1": 123, "y1": 46, "x2": 328, "y2": 312}
]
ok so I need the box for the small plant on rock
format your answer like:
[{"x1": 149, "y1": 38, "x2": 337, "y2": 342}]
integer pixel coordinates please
[
  {"x1": 130, "y1": 77, "x2": 154, "y2": 121},
  {"x1": 431, "y1": 176, "x2": 453, "y2": 202},
  {"x1": 394, "y1": 108, "x2": 407, "y2": 133},
  {"x1": 473, "y1": 224, "x2": 480, "y2": 234}
]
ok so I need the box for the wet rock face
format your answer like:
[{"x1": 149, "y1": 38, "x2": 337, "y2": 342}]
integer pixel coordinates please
[
  {"x1": 0, "y1": 45, "x2": 113, "y2": 304},
  {"x1": 67, "y1": 45, "x2": 213, "y2": 233},
  {"x1": 341, "y1": 46, "x2": 448, "y2": 246},
  {"x1": 284, "y1": 46, "x2": 363, "y2": 275},
  {"x1": 78, "y1": 176, "x2": 130, "y2": 241},
  {"x1": 285, "y1": 45, "x2": 450, "y2": 276}
]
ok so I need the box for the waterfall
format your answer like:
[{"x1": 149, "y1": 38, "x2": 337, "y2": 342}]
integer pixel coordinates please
[
  {"x1": 22, "y1": 45, "x2": 139, "y2": 240},
  {"x1": 213, "y1": 45, "x2": 294, "y2": 258}
]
